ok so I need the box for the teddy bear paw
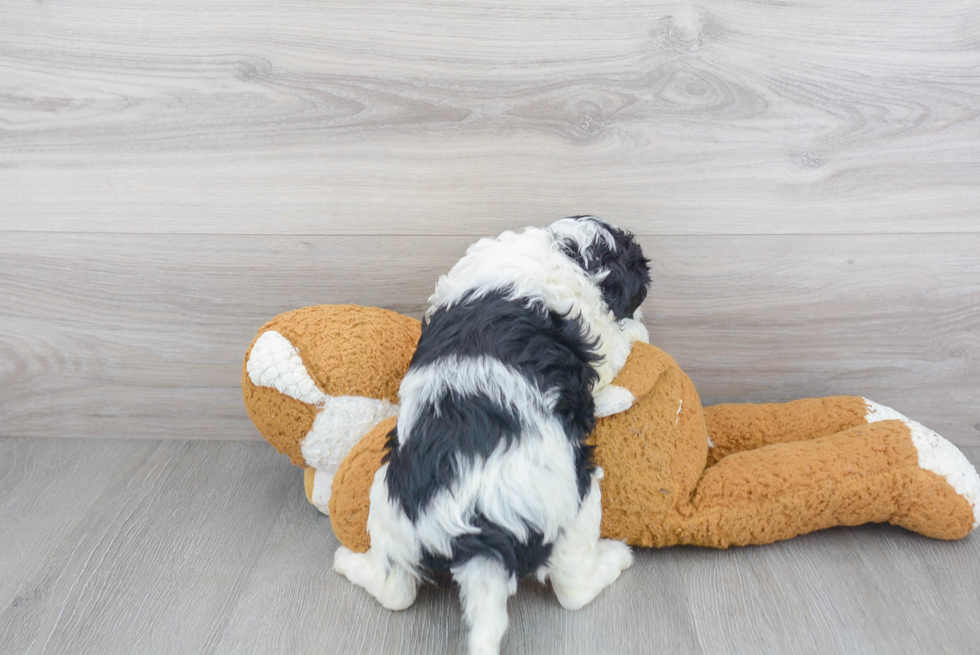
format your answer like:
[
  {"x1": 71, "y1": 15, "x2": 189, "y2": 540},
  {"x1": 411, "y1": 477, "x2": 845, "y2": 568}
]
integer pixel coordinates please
[{"x1": 594, "y1": 384, "x2": 635, "y2": 418}]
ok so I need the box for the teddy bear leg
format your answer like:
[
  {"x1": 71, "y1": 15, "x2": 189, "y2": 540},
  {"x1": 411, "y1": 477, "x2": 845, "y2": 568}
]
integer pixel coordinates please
[
  {"x1": 674, "y1": 419, "x2": 979, "y2": 548},
  {"x1": 862, "y1": 401, "x2": 980, "y2": 535},
  {"x1": 703, "y1": 396, "x2": 873, "y2": 466},
  {"x1": 538, "y1": 471, "x2": 633, "y2": 610}
]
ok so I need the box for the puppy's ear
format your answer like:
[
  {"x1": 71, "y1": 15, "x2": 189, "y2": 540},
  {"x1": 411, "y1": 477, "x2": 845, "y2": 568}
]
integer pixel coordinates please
[
  {"x1": 551, "y1": 214, "x2": 612, "y2": 273},
  {"x1": 595, "y1": 229, "x2": 650, "y2": 320},
  {"x1": 551, "y1": 216, "x2": 651, "y2": 320},
  {"x1": 555, "y1": 236, "x2": 590, "y2": 272}
]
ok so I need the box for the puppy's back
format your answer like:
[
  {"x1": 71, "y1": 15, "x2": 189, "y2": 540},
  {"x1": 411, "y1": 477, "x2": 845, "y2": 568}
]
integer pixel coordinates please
[{"x1": 384, "y1": 289, "x2": 600, "y2": 576}]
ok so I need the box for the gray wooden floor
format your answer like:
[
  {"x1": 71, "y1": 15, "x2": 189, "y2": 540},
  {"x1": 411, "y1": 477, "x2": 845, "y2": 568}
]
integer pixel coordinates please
[{"x1": 2, "y1": 437, "x2": 979, "y2": 654}]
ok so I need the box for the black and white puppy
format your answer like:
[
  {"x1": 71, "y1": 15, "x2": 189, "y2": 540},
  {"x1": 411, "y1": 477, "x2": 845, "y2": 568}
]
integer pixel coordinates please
[{"x1": 334, "y1": 216, "x2": 651, "y2": 655}]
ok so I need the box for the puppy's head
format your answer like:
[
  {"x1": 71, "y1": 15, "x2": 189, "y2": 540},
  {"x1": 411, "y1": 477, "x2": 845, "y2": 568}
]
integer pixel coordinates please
[{"x1": 549, "y1": 215, "x2": 650, "y2": 320}]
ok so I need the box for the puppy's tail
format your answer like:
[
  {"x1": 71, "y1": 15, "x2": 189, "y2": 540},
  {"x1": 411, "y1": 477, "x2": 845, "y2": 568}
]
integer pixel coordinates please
[{"x1": 452, "y1": 557, "x2": 517, "y2": 655}]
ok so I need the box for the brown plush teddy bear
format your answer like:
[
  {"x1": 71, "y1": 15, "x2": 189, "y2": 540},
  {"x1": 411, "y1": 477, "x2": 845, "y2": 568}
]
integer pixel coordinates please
[{"x1": 243, "y1": 304, "x2": 979, "y2": 553}]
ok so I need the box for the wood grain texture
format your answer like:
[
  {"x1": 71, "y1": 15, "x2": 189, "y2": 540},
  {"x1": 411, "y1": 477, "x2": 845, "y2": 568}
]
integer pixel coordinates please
[
  {"x1": 0, "y1": 439, "x2": 297, "y2": 654},
  {"x1": 0, "y1": 438, "x2": 160, "y2": 605},
  {"x1": 2, "y1": 232, "x2": 977, "y2": 444},
  {"x1": 2, "y1": 0, "x2": 979, "y2": 235},
  {"x1": 1, "y1": 438, "x2": 979, "y2": 654}
]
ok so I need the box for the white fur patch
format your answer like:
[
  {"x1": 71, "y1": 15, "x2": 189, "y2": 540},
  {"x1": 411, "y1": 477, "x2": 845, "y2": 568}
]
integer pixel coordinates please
[
  {"x1": 906, "y1": 420, "x2": 980, "y2": 529},
  {"x1": 617, "y1": 315, "x2": 650, "y2": 345},
  {"x1": 366, "y1": 463, "x2": 424, "y2": 574},
  {"x1": 452, "y1": 557, "x2": 517, "y2": 655},
  {"x1": 864, "y1": 398, "x2": 980, "y2": 529},
  {"x1": 246, "y1": 330, "x2": 327, "y2": 405},
  {"x1": 538, "y1": 472, "x2": 633, "y2": 610},
  {"x1": 333, "y1": 543, "x2": 419, "y2": 611}
]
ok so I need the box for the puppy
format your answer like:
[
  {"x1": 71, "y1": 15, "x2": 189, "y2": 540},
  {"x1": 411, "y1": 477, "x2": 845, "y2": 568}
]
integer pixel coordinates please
[{"x1": 334, "y1": 216, "x2": 651, "y2": 655}]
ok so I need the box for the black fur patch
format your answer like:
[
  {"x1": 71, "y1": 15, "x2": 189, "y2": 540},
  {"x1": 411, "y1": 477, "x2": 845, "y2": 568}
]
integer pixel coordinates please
[
  {"x1": 384, "y1": 390, "x2": 523, "y2": 522},
  {"x1": 420, "y1": 513, "x2": 554, "y2": 578},
  {"x1": 411, "y1": 290, "x2": 602, "y2": 442},
  {"x1": 557, "y1": 216, "x2": 651, "y2": 320}
]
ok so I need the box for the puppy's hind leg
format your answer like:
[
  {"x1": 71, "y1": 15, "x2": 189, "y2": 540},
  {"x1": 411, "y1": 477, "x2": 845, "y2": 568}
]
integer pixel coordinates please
[
  {"x1": 333, "y1": 546, "x2": 419, "y2": 610},
  {"x1": 540, "y1": 469, "x2": 633, "y2": 610},
  {"x1": 333, "y1": 465, "x2": 420, "y2": 610},
  {"x1": 452, "y1": 557, "x2": 517, "y2": 655}
]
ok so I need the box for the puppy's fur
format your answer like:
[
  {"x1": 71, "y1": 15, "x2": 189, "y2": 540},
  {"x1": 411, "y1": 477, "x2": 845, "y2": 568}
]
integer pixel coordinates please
[{"x1": 334, "y1": 217, "x2": 651, "y2": 655}]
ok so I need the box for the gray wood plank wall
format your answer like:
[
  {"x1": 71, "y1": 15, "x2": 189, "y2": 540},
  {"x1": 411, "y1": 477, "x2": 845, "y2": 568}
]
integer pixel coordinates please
[{"x1": 2, "y1": 1, "x2": 978, "y2": 444}]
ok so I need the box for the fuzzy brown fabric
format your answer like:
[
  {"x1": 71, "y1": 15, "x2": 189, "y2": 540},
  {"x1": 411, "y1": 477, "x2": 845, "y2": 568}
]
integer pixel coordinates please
[
  {"x1": 589, "y1": 345, "x2": 707, "y2": 544},
  {"x1": 241, "y1": 305, "x2": 420, "y2": 466},
  {"x1": 242, "y1": 383, "x2": 317, "y2": 467},
  {"x1": 304, "y1": 467, "x2": 316, "y2": 503},
  {"x1": 329, "y1": 416, "x2": 395, "y2": 553},
  {"x1": 249, "y1": 304, "x2": 420, "y2": 401},
  {"x1": 684, "y1": 419, "x2": 975, "y2": 544},
  {"x1": 703, "y1": 396, "x2": 870, "y2": 467}
]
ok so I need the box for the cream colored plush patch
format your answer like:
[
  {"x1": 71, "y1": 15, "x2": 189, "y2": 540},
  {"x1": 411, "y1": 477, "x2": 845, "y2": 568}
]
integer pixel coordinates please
[
  {"x1": 863, "y1": 398, "x2": 907, "y2": 423},
  {"x1": 311, "y1": 468, "x2": 335, "y2": 514},
  {"x1": 246, "y1": 331, "x2": 327, "y2": 405},
  {"x1": 594, "y1": 384, "x2": 635, "y2": 418},
  {"x1": 300, "y1": 396, "x2": 399, "y2": 472}
]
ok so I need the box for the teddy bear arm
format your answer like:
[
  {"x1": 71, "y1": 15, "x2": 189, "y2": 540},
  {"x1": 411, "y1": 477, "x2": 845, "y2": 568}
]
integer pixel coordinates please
[
  {"x1": 703, "y1": 396, "x2": 871, "y2": 467},
  {"x1": 671, "y1": 419, "x2": 978, "y2": 548}
]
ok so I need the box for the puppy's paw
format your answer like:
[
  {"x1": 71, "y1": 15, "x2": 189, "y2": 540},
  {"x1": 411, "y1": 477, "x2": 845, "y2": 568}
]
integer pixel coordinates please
[
  {"x1": 582, "y1": 540, "x2": 632, "y2": 601},
  {"x1": 334, "y1": 547, "x2": 418, "y2": 610},
  {"x1": 469, "y1": 643, "x2": 502, "y2": 655},
  {"x1": 597, "y1": 539, "x2": 633, "y2": 573},
  {"x1": 619, "y1": 316, "x2": 649, "y2": 344},
  {"x1": 334, "y1": 546, "x2": 370, "y2": 582},
  {"x1": 594, "y1": 384, "x2": 635, "y2": 417},
  {"x1": 552, "y1": 540, "x2": 633, "y2": 611},
  {"x1": 334, "y1": 546, "x2": 385, "y2": 595}
]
